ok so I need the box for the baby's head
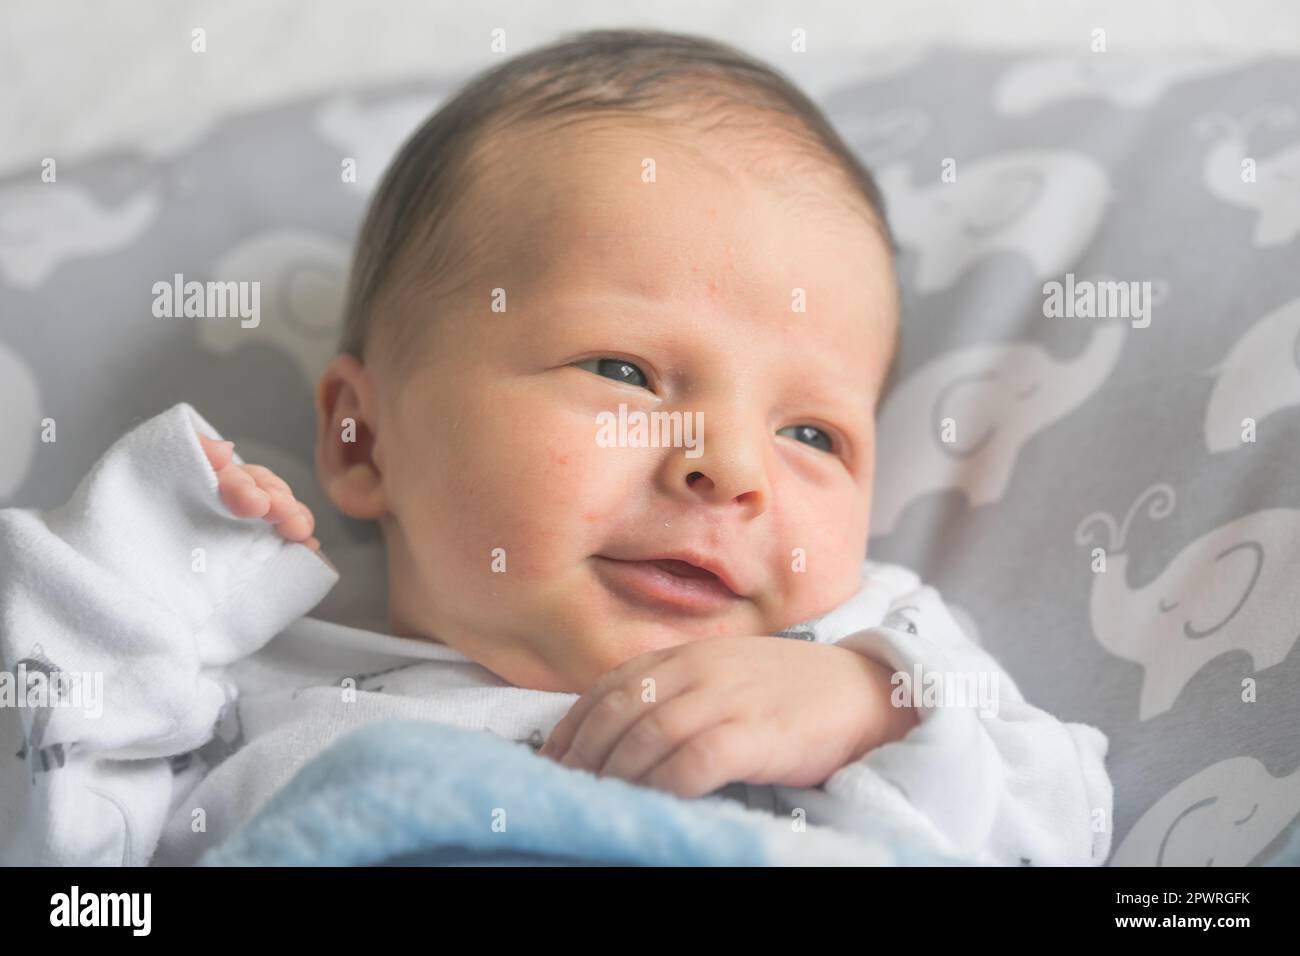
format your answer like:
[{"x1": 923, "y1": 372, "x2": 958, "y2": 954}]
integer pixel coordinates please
[{"x1": 315, "y1": 29, "x2": 900, "y2": 693}]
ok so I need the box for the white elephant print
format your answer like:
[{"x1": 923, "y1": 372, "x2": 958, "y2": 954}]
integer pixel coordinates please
[
  {"x1": 870, "y1": 320, "x2": 1126, "y2": 536},
  {"x1": 1112, "y1": 757, "x2": 1300, "y2": 866},
  {"x1": 1204, "y1": 295, "x2": 1300, "y2": 453},
  {"x1": 0, "y1": 183, "x2": 159, "y2": 288},
  {"x1": 1199, "y1": 107, "x2": 1300, "y2": 247},
  {"x1": 1076, "y1": 483, "x2": 1300, "y2": 720},
  {"x1": 877, "y1": 149, "x2": 1112, "y2": 293},
  {"x1": 200, "y1": 230, "x2": 349, "y2": 386}
]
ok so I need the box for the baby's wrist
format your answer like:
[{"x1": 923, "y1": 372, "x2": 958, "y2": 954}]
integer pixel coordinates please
[{"x1": 847, "y1": 653, "x2": 918, "y2": 760}]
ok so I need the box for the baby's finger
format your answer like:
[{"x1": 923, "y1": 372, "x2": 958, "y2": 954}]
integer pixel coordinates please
[
  {"x1": 556, "y1": 685, "x2": 652, "y2": 773},
  {"x1": 198, "y1": 434, "x2": 235, "y2": 472},
  {"x1": 543, "y1": 650, "x2": 684, "y2": 764},
  {"x1": 261, "y1": 490, "x2": 302, "y2": 526},
  {"x1": 598, "y1": 690, "x2": 719, "y2": 782},
  {"x1": 243, "y1": 464, "x2": 293, "y2": 497},
  {"x1": 217, "y1": 467, "x2": 270, "y2": 518},
  {"x1": 542, "y1": 674, "x2": 625, "y2": 761},
  {"x1": 639, "y1": 720, "x2": 766, "y2": 799},
  {"x1": 274, "y1": 503, "x2": 316, "y2": 542}
]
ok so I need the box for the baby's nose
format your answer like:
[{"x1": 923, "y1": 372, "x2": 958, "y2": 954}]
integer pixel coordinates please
[{"x1": 664, "y1": 448, "x2": 770, "y2": 514}]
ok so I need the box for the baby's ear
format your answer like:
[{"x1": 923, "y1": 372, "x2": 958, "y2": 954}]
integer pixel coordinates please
[{"x1": 314, "y1": 353, "x2": 387, "y2": 520}]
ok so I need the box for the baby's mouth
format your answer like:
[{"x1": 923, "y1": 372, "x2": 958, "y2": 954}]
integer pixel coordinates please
[
  {"x1": 647, "y1": 558, "x2": 721, "y2": 582},
  {"x1": 591, "y1": 555, "x2": 744, "y2": 614}
]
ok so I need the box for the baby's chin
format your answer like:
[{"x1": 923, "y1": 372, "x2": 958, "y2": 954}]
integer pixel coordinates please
[
  {"x1": 577, "y1": 591, "x2": 761, "y2": 653},
  {"x1": 560, "y1": 614, "x2": 742, "y2": 685}
]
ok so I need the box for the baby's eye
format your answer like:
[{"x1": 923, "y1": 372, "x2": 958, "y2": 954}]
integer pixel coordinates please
[
  {"x1": 573, "y1": 357, "x2": 651, "y2": 390},
  {"x1": 777, "y1": 424, "x2": 834, "y2": 454}
]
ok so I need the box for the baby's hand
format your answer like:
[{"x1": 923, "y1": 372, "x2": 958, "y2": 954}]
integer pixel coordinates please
[
  {"x1": 538, "y1": 635, "x2": 916, "y2": 798},
  {"x1": 197, "y1": 433, "x2": 320, "y2": 551}
]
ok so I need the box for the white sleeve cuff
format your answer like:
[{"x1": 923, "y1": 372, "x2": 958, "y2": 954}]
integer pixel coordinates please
[
  {"x1": 44, "y1": 401, "x2": 338, "y2": 665},
  {"x1": 821, "y1": 582, "x2": 1113, "y2": 866}
]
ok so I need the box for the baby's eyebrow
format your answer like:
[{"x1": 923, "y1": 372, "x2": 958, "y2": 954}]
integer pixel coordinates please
[{"x1": 785, "y1": 381, "x2": 877, "y2": 428}]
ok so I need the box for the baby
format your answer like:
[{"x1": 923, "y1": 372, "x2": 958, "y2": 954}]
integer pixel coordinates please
[{"x1": 0, "y1": 29, "x2": 1111, "y2": 866}]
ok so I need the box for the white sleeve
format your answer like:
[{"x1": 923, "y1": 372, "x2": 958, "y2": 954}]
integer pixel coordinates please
[
  {"x1": 781, "y1": 565, "x2": 1113, "y2": 866},
  {"x1": 0, "y1": 402, "x2": 338, "y2": 865}
]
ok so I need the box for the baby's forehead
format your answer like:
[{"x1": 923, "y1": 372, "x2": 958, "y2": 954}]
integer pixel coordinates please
[
  {"x1": 474, "y1": 112, "x2": 878, "y2": 228},
  {"x1": 409, "y1": 117, "x2": 897, "y2": 383}
]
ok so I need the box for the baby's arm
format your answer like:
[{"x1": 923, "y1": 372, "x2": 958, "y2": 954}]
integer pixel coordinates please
[
  {"x1": 810, "y1": 575, "x2": 1112, "y2": 866},
  {"x1": 0, "y1": 403, "x2": 337, "y2": 865}
]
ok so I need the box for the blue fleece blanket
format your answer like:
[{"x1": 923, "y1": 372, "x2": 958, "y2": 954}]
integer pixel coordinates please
[{"x1": 198, "y1": 719, "x2": 969, "y2": 866}]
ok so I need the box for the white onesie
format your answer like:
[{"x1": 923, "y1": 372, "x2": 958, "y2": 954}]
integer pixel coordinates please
[{"x1": 0, "y1": 403, "x2": 1113, "y2": 867}]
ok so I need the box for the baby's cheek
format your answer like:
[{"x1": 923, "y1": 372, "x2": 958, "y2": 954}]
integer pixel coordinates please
[
  {"x1": 768, "y1": 496, "x2": 868, "y2": 615},
  {"x1": 449, "y1": 453, "x2": 600, "y2": 583}
]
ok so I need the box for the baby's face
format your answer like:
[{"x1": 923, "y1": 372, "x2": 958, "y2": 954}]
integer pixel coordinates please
[{"x1": 365, "y1": 121, "x2": 897, "y2": 693}]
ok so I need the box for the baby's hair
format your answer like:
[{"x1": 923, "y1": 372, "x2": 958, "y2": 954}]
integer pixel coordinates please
[{"x1": 340, "y1": 27, "x2": 900, "y2": 396}]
